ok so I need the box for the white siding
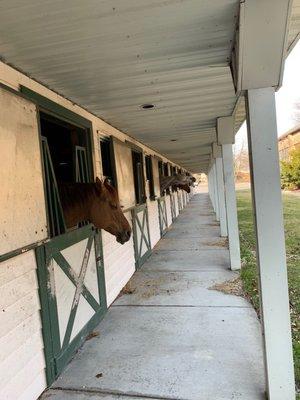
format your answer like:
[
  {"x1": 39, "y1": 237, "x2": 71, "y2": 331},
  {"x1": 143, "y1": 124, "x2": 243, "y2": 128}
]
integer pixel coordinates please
[
  {"x1": 147, "y1": 200, "x2": 160, "y2": 248},
  {"x1": 0, "y1": 251, "x2": 46, "y2": 400},
  {"x1": 102, "y1": 212, "x2": 135, "y2": 307},
  {"x1": 165, "y1": 195, "x2": 172, "y2": 227},
  {"x1": 174, "y1": 193, "x2": 179, "y2": 217}
]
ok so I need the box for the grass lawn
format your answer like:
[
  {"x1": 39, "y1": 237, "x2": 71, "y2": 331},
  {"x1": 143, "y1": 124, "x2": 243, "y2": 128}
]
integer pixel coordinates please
[{"x1": 236, "y1": 189, "x2": 300, "y2": 390}]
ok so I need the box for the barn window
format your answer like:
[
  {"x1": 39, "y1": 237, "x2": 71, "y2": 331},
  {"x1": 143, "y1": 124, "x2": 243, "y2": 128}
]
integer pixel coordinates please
[
  {"x1": 39, "y1": 112, "x2": 93, "y2": 237},
  {"x1": 132, "y1": 150, "x2": 146, "y2": 205},
  {"x1": 169, "y1": 165, "x2": 174, "y2": 192},
  {"x1": 158, "y1": 160, "x2": 164, "y2": 176},
  {"x1": 164, "y1": 162, "x2": 170, "y2": 195},
  {"x1": 145, "y1": 155, "x2": 155, "y2": 200},
  {"x1": 100, "y1": 137, "x2": 117, "y2": 187}
]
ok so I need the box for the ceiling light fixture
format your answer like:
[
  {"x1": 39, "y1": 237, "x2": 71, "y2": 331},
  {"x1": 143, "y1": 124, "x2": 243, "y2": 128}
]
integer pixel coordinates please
[{"x1": 141, "y1": 104, "x2": 155, "y2": 110}]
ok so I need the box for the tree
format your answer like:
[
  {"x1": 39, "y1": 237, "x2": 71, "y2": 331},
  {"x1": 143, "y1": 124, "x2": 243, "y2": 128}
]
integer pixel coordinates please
[{"x1": 281, "y1": 147, "x2": 300, "y2": 190}]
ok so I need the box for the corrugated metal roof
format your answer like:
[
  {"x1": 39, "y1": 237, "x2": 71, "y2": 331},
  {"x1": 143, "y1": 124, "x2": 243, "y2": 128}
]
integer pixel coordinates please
[{"x1": 0, "y1": 0, "x2": 299, "y2": 172}]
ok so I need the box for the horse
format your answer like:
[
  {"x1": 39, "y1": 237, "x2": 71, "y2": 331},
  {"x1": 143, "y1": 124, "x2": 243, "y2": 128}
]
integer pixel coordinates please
[
  {"x1": 160, "y1": 174, "x2": 192, "y2": 193},
  {"x1": 58, "y1": 177, "x2": 131, "y2": 244}
]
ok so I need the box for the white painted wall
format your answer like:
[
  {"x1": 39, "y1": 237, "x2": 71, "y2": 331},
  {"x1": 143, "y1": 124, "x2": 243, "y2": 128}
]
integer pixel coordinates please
[
  {"x1": 147, "y1": 200, "x2": 161, "y2": 248},
  {"x1": 0, "y1": 251, "x2": 46, "y2": 400},
  {"x1": 174, "y1": 192, "x2": 179, "y2": 217},
  {"x1": 165, "y1": 195, "x2": 172, "y2": 227},
  {"x1": 0, "y1": 87, "x2": 47, "y2": 257},
  {"x1": 102, "y1": 211, "x2": 135, "y2": 307}
]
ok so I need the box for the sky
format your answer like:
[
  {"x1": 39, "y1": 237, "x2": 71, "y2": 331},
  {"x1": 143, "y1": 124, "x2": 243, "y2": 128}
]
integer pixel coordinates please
[{"x1": 234, "y1": 40, "x2": 300, "y2": 153}]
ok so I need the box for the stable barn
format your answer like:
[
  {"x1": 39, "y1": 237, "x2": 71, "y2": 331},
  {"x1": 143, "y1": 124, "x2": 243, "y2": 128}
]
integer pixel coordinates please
[
  {"x1": 0, "y1": 1, "x2": 299, "y2": 399},
  {"x1": 0, "y1": 66, "x2": 193, "y2": 399}
]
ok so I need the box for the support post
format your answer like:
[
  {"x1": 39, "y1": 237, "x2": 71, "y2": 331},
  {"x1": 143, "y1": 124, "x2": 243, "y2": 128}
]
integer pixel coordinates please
[
  {"x1": 217, "y1": 117, "x2": 241, "y2": 270},
  {"x1": 213, "y1": 144, "x2": 228, "y2": 237},
  {"x1": 208, "y1": 167, "x2": 214, "y2": 208},
  {"x1": 209, "y1": 163, "x2": 216, "y2": 212},
  {"x1": 246, "y1": 87, "x2": 295, "y2": 400},
  {"x1": 212, "y1": 162, "x2": 220, "y2": 221}
]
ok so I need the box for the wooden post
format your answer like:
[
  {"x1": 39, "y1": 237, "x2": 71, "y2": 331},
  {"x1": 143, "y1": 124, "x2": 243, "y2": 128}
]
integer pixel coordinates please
[{"x1": 246, "y1": 87, "x2": 295, "y2": 400}]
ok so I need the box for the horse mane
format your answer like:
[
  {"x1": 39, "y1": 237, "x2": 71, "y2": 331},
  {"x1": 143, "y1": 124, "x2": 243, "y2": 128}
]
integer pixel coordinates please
[
  {"x1": 58, "y1": 182, "x2": 99, "y2": 213},
  {"x1": 58, "y1": 180, "x2": 119, "y2": 215}
]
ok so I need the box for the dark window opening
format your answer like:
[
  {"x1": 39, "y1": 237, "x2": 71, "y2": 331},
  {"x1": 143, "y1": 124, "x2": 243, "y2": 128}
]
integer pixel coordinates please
[
  {"x1": 158, "y1": 161, "x2": 164, "y2": 176},
  {"x1": 145, "y1": 155, "x2": 155, "y2": 200},
  {"x1": 164, "y1": 163, "x2": 170, "y2": 195},
  {"x1": 40, "y1": 112, "x2": 91, "y2": 184},
  {"x1": 132, "y1": 151, "x2": 146, "y2": 204},
  {"x1": 171, "y1": 165, "x2": 177, "y2": 192},
  {"x1": 100, "y1": 138, "x2": 116, "y2": 187},
  {"x1": 40, "y1": 112, "x2": 92, "y2": 237},
  {"x1": 163, "y1": 163, "x2": 169, "y2": 176}
]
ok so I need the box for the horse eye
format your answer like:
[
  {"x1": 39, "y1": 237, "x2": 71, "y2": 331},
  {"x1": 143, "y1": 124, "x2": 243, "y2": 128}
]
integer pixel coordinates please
[{"x1": 111, "y1": 204, "x2": 118, "y2": 209}]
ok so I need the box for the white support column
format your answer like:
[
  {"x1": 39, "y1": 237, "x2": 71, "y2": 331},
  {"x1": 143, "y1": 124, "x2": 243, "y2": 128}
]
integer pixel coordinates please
[
  {"x1": 246, "y1": 87, "x2": 295, "y2": 400},
  {"x1": 213, "y1": 144, "x2": 228, "y2": 237},
  {"x1": 211, "y1": 165, "x2": 216, "y2": 212},
  {"x1": 212, "y1": 162, "x2": 220, "y2": 221},
  {"x1": 217, "y1": 117, "x2": 241, "y2": 270},
  {"x1": 208, "y1": 168, "x2": 213, "y2": 207},
  {"x1": 216, "y1": 158, "x2": 228, "y2": 237}
]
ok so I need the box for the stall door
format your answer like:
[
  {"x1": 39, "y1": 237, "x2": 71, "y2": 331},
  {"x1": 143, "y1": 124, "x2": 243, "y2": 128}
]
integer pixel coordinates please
[
  {"x1": 158, "y1": 197, "x2": 168, "y2": 236},
  {"x1": 36, "y1": 225, "x2": 107, "y2": 384},
  {"x1": 131, "y1": 204, "x2": 151, "y2": 268}
]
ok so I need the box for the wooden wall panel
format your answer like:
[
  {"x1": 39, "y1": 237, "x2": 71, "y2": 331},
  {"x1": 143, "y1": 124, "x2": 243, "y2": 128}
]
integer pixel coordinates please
[{"x1": 0, "y1": 87, "x2": 47, "y2": 256}]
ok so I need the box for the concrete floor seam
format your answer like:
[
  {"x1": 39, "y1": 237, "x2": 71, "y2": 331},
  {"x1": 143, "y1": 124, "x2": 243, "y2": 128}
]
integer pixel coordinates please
[
  {"x1": 51, "y1": 386, "x2": 190, "y2": 400},
  {"x1": 111, "y1": 304, "x2": 252, "y2": 309}
]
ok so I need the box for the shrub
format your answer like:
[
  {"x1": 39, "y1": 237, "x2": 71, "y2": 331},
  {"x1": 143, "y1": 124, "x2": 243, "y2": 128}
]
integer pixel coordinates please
[{"x1": 281, "y1": 148, "x2": 300, "y2": 190}]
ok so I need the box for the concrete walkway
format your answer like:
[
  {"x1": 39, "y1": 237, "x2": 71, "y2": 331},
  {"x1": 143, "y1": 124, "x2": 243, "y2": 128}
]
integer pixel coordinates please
[{"x1": 42, "y1": 194, "x2": 265, "y2": 400}]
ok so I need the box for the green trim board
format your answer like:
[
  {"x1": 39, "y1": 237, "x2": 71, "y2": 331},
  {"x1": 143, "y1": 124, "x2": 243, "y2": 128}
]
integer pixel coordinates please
[
  {"x1": 20, "y1": 86, "x2": 92, "y2": 129},
  {"x1": 131, "y1": 204, "x2": 152, "y2": 269},
  {"x1": 36, "y1": 224, "x2": 107, "y2": 385}
]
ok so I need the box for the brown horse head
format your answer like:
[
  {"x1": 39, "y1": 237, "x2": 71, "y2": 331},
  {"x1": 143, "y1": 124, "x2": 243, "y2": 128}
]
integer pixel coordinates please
[
  {"x1": 90, "y1": 178, "x2": 131, "y2": 244},
  {"x1": 59, "y1": 178, "x2": 131, "y2": 244}
]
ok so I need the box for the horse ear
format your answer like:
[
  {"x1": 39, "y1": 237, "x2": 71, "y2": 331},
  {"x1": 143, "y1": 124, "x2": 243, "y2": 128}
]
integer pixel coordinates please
[{"x1": 95, "y1": 177, "x2": 103, "y2": 195}]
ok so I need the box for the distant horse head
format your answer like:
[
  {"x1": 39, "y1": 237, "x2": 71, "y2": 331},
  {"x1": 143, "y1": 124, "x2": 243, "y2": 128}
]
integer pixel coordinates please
[{"x1": 59, "y1": 178, "x2": 131, "y2": 244}]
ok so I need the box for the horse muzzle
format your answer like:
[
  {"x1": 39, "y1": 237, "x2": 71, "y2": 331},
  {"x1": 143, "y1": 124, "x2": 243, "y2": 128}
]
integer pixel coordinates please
[{"x1": 116, "y1": 229, "x2": 131, "y2": 244}]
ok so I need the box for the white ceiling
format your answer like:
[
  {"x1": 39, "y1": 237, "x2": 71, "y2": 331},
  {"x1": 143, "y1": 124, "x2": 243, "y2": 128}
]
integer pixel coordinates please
[{"x1": 0, "y1": 0, "x2": 299, "y2": 172}]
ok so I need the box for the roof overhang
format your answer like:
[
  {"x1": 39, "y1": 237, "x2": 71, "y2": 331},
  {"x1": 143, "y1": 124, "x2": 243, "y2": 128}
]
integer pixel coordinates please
[{"x1": 0, "y1": 0, "x2": 299, "y2": 172}]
